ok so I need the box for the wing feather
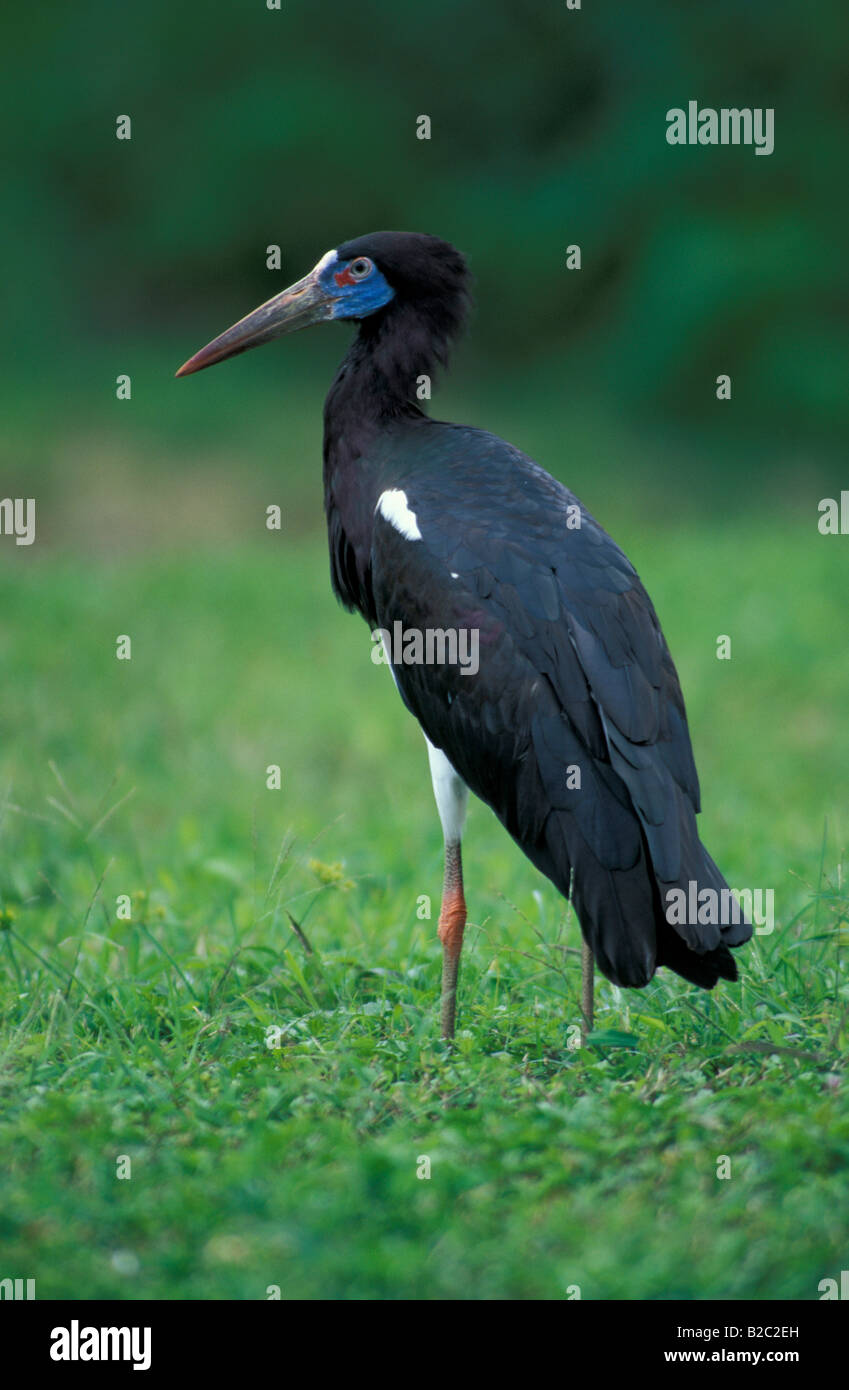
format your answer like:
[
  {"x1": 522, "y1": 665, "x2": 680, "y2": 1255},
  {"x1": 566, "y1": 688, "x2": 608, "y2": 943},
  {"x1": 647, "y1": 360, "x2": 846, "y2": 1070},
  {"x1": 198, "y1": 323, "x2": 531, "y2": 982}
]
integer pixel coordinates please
[{"x1": 368, "y1": 423, "x2": 750, "y2": 984}]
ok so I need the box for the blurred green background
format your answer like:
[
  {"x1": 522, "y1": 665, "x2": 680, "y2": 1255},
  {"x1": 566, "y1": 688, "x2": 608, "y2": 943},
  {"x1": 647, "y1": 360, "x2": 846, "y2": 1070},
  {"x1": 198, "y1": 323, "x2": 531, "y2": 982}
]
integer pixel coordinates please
[
  {"x1": 3, "y1": 0, "x2": 847, "y2": 531},
  {"x1": 1, "y1": 0, "x2": 847, "y2": 1301}
]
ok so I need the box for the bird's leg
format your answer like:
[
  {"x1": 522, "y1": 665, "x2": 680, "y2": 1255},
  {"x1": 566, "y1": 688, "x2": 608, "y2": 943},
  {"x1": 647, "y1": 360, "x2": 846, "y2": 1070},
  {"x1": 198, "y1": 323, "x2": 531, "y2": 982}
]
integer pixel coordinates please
[
  {"x1": 438, "y1": 839, "x2": 466, "y2": 1040},
  {"x1": 424, "y1": 736, "x2": 469, "y2": 1041},
  {"x1": 581, "y1": 939, "x2": 594, "y2": 1042}
]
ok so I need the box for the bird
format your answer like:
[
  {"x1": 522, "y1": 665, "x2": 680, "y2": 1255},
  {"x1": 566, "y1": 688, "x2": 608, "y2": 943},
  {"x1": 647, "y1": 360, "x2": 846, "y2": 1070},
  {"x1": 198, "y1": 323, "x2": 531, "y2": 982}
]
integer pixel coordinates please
[{"x1": 177, "y1": 230, "x2": 752, "y2": 1040}]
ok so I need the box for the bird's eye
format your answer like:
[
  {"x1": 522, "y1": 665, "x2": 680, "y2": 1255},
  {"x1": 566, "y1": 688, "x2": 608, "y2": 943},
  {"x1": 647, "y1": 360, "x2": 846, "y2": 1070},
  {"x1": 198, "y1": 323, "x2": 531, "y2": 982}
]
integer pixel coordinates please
[{"x1": 349, "y1": 258, "x2": 372, "y2": 279}]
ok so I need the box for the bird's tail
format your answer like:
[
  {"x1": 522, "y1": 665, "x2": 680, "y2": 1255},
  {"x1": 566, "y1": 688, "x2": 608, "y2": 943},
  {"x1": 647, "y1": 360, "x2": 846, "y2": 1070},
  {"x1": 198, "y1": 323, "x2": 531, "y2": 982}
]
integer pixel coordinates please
[
  {"x1": 651, "y1": 829, "x2": 752, "y2": 989},
  {"x1": 527, "y1": 806, "x2": 752, "y2": 992},
  {"x1": 655, "y1": 923, "x2": 738, "y2": 986},
  {"x1": 498, "y1": 722, "x2": 752, "y2": 991}
]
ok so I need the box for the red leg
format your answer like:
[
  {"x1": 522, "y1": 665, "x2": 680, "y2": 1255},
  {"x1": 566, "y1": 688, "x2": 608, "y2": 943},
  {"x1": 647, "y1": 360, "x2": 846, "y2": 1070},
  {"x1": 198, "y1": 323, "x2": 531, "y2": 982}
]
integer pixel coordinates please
[{"x1": 438, "y1": 841, "x2": 466, "y2": 1040}]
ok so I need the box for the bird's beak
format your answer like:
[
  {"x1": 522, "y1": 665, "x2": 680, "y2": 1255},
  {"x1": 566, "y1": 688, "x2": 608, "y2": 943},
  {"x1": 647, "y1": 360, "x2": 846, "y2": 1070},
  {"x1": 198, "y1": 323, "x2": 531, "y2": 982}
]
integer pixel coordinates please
[{"x1": 175, "y1": 268, "x2": 335, "y2": 377}]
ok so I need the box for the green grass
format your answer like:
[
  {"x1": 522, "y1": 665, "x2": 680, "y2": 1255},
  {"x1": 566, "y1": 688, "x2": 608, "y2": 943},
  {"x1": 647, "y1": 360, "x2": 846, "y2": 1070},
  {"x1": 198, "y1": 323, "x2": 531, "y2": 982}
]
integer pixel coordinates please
[{"x1": 0, "y1": 519, "x2": 847, "y2": 1300}]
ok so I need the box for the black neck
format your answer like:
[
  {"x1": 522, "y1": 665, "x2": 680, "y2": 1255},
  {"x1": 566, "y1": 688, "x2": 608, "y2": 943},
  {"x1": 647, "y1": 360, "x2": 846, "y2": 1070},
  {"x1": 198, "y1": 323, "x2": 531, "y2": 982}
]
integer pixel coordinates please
[
  {"x1": 325, "y1": 300, "x2": 446, "y2": 431},
  {"x1": 321, "y1": 309, "x2": 426, "y2": 620},
  {"x1": 321, "y1": 296, "x2": 463, "y2": 620}
]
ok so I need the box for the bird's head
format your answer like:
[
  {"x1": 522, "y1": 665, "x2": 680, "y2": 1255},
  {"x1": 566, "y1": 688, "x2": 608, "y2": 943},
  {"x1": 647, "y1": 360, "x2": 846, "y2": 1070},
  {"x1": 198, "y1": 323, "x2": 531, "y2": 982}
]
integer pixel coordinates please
[{"x1": 176, "y1": 231, "x2": 470, "y2": 378}]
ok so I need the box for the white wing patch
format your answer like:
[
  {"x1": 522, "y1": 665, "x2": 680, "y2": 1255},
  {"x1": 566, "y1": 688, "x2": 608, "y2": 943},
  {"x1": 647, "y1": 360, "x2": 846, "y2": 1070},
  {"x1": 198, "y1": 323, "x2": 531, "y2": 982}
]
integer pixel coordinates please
[{"x1": 376, "y1": 488, "x2": 422, "y2": 541}]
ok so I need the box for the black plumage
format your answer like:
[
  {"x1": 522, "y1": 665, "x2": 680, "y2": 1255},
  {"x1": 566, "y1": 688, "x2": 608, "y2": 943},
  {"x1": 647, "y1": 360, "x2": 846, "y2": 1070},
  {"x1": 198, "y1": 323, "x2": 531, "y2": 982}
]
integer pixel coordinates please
[
  {"x1": 320, "y1": 233, "x2": 749, "y2": 991},
  {"x1": 178, "y1": 229, "x2": 751, "y2": 1030}
]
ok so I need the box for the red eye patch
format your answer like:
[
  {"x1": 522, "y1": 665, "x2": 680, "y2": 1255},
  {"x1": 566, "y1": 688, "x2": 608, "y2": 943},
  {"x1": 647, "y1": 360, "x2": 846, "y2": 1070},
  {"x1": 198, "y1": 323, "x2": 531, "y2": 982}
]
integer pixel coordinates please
[{"x1": 334, "y1": 266, "x2": 357, "y2": 287}]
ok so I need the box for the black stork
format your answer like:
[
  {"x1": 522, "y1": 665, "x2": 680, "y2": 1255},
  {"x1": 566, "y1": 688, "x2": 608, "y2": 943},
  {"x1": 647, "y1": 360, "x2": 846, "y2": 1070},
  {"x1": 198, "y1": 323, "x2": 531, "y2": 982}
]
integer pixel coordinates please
[{"x1": 177, "y1": 231, "x2": 751, "y2": 1040}]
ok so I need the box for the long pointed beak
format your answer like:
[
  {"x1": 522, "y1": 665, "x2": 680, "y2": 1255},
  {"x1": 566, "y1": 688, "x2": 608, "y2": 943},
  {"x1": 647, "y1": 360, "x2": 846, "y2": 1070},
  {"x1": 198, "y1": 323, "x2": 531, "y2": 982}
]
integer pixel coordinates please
[{"x1": 176, "y1": 269, "x2": 334, "y2": 377}]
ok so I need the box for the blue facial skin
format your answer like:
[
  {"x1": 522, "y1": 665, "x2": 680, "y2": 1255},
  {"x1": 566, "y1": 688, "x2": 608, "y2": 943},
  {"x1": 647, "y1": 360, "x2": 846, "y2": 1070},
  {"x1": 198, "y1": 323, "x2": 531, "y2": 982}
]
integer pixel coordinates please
[{"x1": 317, "y1": 255, "x2": 396, "y2": 320}]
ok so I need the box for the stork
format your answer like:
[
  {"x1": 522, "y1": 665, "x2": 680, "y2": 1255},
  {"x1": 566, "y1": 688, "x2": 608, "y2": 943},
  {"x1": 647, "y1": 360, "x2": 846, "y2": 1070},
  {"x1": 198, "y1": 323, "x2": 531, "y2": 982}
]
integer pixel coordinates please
[{"x1": 177, "y1": 231, "x2": 751, "y2": 1040}]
